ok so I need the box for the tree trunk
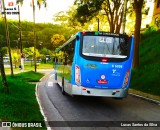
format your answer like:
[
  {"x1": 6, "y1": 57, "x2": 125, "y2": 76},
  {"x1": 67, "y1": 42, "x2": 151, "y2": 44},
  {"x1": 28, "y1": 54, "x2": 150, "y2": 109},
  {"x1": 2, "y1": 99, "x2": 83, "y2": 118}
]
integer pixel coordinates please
[
  {"x1": 0, "y1": 43, "x2": 9, "y2": 93},
  {"x1": 133, "y1": 0, "x2": 144, "y2": 68},
  {"x1": 2, "y1": 0, "x2": 14, "y2": 76},
  {"x1": 121, "y1": 0, "x2": 128, "y2": 34}
]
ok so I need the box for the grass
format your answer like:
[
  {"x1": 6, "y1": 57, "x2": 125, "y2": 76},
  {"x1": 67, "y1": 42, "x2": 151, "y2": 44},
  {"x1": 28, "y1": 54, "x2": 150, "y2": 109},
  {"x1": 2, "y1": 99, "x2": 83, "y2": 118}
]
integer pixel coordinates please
[
  {"x1": 0, "y1": 71, "x2": 46, "y2": 129},
  {"x1": 12, "y1": 70, "x2": 44, "y2": 82},
  {"x1": 5, "y1": 62, "x2": 53, "y2": 74},
  {"x1": 130, "y1": 30, "x2": 160, "y2": 97}
]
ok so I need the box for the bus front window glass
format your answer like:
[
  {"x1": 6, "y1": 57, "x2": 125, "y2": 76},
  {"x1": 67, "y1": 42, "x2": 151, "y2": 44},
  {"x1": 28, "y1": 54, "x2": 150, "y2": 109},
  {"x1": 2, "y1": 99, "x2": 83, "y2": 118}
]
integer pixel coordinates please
[{"x1": 82, "y1": 36, "x2": 128, "y2": 58}]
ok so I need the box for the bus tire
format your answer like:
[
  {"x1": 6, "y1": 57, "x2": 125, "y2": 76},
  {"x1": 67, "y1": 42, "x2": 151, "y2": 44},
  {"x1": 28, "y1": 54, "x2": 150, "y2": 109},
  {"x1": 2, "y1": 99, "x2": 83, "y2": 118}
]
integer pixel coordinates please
[
  {"x1": 113, "y1": 97, "x2": 123, "y2": 100},
  {"x1": 62, "y1": 77, "x2": 65, "y2": 95}
]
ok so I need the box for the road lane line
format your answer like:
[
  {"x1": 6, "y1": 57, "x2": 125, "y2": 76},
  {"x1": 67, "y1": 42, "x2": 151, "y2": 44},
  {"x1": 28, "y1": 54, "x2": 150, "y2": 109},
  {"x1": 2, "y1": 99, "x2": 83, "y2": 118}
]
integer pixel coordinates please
[{"x1": 49, "y1": 74, "x2": 54, "y2": 78}]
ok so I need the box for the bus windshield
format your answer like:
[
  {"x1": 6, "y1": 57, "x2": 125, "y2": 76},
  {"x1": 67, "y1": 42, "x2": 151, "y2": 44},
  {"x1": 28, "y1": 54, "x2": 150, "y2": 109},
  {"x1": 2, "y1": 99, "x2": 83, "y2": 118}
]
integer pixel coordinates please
[{"x1": 82, "y1": 35, "x2": 129, "y2": 58}]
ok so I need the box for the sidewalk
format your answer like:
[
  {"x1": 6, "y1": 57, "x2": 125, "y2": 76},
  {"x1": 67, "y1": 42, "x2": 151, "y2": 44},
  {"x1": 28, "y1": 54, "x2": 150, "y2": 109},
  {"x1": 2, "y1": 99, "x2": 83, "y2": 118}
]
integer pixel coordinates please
[{"x1": 129, "y1": 89, "x2": 160, "y2": 105}]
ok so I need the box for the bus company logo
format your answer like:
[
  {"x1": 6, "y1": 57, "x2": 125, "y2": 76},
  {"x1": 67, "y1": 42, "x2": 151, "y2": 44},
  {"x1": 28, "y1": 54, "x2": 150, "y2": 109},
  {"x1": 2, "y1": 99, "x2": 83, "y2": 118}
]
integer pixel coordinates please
[
  {"x1": 112, "y1": 69, "x2": 120, "y2": 76},
  {"x1": 101, "y1": 75, "x2": 105, "y2": 79},
  {"x1": 86, "y1": 63, "x2": 97, "y2": 69},
  {"x1": 112, "y1": 69, "x2": 116, "y2": 73}
]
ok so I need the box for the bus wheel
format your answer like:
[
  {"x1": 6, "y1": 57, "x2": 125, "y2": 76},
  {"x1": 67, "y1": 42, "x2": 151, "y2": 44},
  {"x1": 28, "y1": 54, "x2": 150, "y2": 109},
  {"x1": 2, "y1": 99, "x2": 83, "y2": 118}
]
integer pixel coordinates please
[{"x1": 62, "y1": 77, "x2": 65, "y2": 95}]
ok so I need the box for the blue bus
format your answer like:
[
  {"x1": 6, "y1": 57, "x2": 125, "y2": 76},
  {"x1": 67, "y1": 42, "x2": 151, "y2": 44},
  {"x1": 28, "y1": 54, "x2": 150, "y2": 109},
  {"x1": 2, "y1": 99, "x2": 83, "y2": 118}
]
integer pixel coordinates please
[{"x1": 55, "y1": 31, "x2": 134, "y2": 98}]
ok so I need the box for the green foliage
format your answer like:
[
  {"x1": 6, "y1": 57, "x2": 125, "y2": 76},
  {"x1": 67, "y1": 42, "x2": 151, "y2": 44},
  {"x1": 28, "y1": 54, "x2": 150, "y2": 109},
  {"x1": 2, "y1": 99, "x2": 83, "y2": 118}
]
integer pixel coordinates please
[
  {"x1": 56, "y1": 51, "x2": 64, "y2": 60},
  {"x1": 23, "y1": 47, "x2": 40, "y2": 59},
  {"x1": 0, "y1": 19, "x2": 74, "y2": 50},
  {"x1": 51, "y1": 34, "x2": 66, "y2": 48},
  {"x1": 1, "y1": 47, "x2": 8, "y2": 56},
  {"x1": 141, "y1": 26, "x2": 157, "y2": 40},
  {"x1": 140, "y1": 30, "x2": 160, "y2": 65},
  {"x1": 130, "y1": 30, "x2": 160, "y2": 96},
  {"x1": 11, "y1": 51, "x2": 20, "y2": 68},
  {"x1": 39, "y1": 47, "x2": 50, "y2": 55},
  {"x1": 74, "y1": 0, "x2": 104, "y2": 24},
  {"x1": 39, "y1": 47, "x2": 51, "y2": 63},
  {"x1": 75, "y1": 0, "x2": 125, "y2": 33},
  {"x1": 53, "y1": 7, "x2": 84, "y2": 32}
]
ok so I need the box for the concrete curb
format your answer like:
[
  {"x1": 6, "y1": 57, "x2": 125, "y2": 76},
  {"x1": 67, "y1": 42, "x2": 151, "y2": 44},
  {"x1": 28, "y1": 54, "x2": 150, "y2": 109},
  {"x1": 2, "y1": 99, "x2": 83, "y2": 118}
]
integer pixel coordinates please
[{"x1": 129, "y1": 93, "x2": 160, "y2": 105}]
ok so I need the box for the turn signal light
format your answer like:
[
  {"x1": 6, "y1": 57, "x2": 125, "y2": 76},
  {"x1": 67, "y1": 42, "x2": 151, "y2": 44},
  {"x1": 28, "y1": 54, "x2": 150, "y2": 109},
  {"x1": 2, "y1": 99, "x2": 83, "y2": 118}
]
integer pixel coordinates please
[{"x1": 122, "y1": 70, "x2": 130, "y2": 88}]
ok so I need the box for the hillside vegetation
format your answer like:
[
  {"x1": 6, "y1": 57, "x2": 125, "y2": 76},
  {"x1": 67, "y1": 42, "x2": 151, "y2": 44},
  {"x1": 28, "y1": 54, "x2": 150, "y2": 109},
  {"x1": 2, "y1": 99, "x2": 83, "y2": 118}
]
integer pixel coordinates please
[{"x1": 130, "y1": 29, "x2": 160, "y2": 96}]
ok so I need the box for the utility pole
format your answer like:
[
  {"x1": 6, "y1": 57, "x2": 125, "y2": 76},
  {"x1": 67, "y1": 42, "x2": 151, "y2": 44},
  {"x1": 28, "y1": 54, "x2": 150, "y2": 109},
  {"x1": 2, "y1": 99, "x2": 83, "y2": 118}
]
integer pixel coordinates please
[
  {"x1": 2, "y1": 0, "x2": 14, "y2": 76},
  {"x1": 121, "y1": 0, "x2": 128, "y2": 34},
  {"x1": 32, "y1": 0, "x2": 37, "y2": 72},
  {"x1": 18, "y1": 4, "x2": 24, "y2": 72}
]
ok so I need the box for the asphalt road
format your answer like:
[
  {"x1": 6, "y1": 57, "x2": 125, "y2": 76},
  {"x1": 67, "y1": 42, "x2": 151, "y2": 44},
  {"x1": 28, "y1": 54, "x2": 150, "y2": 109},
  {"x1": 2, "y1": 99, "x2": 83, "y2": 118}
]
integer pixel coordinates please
[{"x1": 37, "y1": 71, "x2": 160, "y2": 130}]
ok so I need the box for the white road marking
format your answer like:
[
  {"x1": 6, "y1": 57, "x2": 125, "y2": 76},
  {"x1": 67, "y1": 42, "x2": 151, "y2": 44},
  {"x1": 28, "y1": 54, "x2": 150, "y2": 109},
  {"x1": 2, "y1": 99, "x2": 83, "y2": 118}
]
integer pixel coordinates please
[
  {"x1": 48, "y1": 82, "x2": 53, "y2": 87},
  {"x1": 49, "y1": 74, "x2": 54, "y2": 78}
]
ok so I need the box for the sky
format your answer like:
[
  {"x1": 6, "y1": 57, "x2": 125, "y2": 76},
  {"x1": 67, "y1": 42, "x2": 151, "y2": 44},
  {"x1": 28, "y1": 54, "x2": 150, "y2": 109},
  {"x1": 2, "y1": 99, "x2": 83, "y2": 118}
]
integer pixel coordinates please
[{"x1": 1, "y1": 0, "x2": 75, "y2": 23}]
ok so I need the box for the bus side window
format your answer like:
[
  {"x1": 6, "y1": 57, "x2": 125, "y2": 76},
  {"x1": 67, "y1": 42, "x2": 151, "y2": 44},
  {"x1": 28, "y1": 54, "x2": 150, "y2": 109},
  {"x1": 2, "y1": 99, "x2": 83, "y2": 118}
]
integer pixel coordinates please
[
  {"x1": 119, "y1": 37, "x2": 128, "y2": 55},
  {"x1": 66, "y1": 39, "x2": 76, "y2": 65},
  {"x1": 63, "y1": 47, "x2": 68, "y2": 65}
]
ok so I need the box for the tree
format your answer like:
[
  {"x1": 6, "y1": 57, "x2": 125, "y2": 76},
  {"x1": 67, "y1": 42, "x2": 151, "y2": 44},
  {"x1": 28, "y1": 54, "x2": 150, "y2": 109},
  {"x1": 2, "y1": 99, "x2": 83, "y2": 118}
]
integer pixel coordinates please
[
  {"x1": 2, "y1": 0, "x2": 14, "y2": 76},
  {"x1": 0, "y1": 35, "x2": 9, "y2": 93},
  {"x1": 12, "y1": 52, "x2": 20, "y2": 68},
  {"x1": 53, "y1": 7, "x2": 109, "y2": 32},
  {"x1": 23, "y1": 47, "x2": 40, "y2": 66},
  {"x1": 23, "y1": 47, "x2": 40, "y2": 60},
  {"x1": 54, "y1": 50, "x2": 64, "y2": 63},
  {"x1": 51, "y1": 34, "x2": 66, "y2": 48},
  {"x1": 1, "y1": 47, "x2": 8, "y2": 56},
  {"x1": 132, "y1": 0, "x2": 144, "y2": 68},
  {"x1": 16, "y1": 0, "x2": 47, "y2": 72},
  {"x1": 39, "y1": 47, "x2": 50, "y2": 63},
  {"x1": 53, "y1": 6, "x2": 84, "y2": 32},
  {"x1": 74, "y1": 0, "x2": 124, "y2": 33}
]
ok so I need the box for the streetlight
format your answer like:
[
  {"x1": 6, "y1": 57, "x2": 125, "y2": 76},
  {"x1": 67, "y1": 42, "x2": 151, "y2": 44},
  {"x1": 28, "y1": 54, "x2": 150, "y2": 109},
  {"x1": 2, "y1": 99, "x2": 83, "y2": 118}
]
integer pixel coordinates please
[{"x1": 17, "y1": 4, "x2": 24, "y2": 72}]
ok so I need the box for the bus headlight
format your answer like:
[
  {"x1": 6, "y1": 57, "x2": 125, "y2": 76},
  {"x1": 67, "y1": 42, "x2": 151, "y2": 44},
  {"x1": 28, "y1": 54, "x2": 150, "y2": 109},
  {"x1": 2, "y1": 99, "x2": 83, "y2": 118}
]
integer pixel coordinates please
[{"x1": 122, "y1": 70, "x2": 130, "y2": 88}]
